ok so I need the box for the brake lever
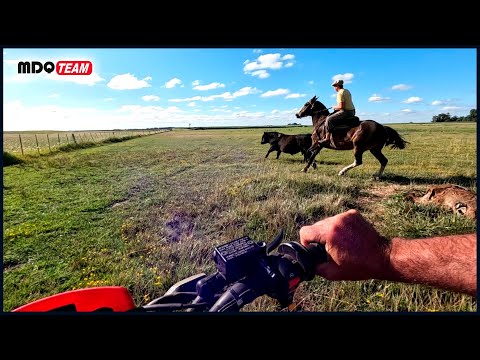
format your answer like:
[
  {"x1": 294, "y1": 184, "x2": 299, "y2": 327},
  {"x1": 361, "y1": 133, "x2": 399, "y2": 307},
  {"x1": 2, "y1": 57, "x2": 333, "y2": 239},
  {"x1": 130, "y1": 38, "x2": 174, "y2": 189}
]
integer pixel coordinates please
[{"x1": 266, "y1": 229, "x2": 284, "y2": 253}]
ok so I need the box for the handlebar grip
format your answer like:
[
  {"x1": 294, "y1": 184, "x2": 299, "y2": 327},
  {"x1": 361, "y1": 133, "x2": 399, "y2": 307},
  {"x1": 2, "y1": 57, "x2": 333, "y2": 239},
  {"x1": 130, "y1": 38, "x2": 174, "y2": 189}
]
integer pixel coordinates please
[
  {"x1": 277, "y1": 241, "x2": 328, "y2": 281},
  {"x1": 305, "y1": 242, "x2": 328, "y2": 265}
]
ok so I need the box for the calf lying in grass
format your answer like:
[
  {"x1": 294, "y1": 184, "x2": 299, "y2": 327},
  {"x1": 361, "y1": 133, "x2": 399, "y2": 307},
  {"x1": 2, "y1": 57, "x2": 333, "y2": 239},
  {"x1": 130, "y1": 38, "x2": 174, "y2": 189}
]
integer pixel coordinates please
[{"x1": 406, "y1": 184, "x2": 476, "y2": 219}]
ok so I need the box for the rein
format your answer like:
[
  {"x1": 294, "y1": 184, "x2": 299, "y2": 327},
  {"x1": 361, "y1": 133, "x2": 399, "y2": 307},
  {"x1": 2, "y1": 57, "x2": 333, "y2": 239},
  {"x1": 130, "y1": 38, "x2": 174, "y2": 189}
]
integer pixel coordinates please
[{"x1": 312, "y1": 107, "x2": 331, "y2": 115}]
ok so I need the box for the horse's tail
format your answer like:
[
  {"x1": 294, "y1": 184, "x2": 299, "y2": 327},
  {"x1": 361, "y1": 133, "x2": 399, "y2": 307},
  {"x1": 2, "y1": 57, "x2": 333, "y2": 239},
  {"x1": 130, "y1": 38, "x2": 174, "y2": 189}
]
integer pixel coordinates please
[{"x1": 384, "y1": 126, "x2": 408, "y2": 149}]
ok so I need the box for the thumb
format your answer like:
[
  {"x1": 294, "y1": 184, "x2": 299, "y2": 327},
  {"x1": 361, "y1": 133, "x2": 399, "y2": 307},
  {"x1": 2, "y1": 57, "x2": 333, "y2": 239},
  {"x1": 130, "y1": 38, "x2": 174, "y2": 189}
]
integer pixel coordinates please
[{"x1": 299, "y1": 224, "x2": 327, "y2": 247}]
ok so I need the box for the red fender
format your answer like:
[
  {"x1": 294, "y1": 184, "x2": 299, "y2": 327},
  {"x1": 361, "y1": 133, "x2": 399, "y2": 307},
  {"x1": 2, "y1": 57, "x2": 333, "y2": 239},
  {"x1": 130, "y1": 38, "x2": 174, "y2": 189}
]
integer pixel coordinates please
[{"x1": 12, "y1": 286, "x2": 136, "y2": 312}]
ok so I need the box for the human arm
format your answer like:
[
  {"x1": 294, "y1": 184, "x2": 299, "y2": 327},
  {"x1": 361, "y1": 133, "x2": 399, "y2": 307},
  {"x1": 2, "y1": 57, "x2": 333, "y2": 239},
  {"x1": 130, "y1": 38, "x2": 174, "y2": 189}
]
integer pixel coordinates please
[
  {"x1": 332, "y1": 90, "x2": 344, "y2": 111},
  {"x1": 388, "y1": 233, "x2": 476, "y2": 297},
  {"x1": 299, "y1": 209, "x2": 477, "y2": 297},
  {"x1": 332, "y1": 102, "x2": 344, "y2": 111}
]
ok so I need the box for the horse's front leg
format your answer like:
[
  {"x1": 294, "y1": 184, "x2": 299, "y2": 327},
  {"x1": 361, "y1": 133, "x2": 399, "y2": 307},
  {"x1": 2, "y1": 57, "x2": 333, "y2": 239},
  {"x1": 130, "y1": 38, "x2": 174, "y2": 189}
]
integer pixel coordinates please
[{"x1": 303, "y1": 145, "x2": 321, "y2": 172}]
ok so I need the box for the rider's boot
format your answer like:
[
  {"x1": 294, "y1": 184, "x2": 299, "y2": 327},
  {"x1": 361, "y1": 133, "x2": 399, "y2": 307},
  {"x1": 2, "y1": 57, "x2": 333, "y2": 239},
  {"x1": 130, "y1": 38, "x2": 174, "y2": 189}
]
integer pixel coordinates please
[{"x1": 318, "y1": 132, "x2": 331, "y2": 146}]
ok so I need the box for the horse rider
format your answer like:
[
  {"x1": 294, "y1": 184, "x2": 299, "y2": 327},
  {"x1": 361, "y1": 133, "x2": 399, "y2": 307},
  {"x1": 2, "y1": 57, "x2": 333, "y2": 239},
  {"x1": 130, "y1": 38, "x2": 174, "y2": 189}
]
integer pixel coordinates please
[{"x1": 318, "y1": 79, "x2": 356, "y2": 145}]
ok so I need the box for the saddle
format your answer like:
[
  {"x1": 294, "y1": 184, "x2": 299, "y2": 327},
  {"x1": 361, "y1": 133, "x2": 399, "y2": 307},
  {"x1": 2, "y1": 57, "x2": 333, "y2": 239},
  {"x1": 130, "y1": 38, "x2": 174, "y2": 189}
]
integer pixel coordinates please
[{"x1": 331, "y1": 116, "x2": 361, "y2": 132}]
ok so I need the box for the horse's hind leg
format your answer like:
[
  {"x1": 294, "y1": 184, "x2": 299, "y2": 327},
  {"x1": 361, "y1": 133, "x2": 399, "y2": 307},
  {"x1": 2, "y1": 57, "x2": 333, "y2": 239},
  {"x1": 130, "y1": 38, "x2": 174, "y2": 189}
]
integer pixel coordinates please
[
  {"x1": 369, "y1": 147, "x2": 388, "y2": 179},
  {"x1": 338, "y1": 147, "x2": 363, "y2": 176}
]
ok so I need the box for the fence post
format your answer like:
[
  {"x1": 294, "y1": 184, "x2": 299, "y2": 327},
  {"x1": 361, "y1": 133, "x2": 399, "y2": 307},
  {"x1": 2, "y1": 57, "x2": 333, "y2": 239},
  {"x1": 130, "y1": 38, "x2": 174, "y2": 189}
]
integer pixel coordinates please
[
  {"x1": 18, "y1": 134, "x2": 24, "y2": 155},
  {"x1": 72, "y1": 133, "x2": 77, "y2": 144},
  {"x1": 47, "y1": 134, "x2": 51, "y2": 152},
  {"x1": 57, "y1": 133, "x2": 61, "y2": 146},
  {"x1": 35, "y1": 134, "x2": 40, "y2": 155}
]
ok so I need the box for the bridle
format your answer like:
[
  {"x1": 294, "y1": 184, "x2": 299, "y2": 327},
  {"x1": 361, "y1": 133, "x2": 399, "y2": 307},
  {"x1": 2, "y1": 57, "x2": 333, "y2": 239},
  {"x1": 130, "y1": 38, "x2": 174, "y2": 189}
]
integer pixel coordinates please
[{"x1": 305, "y1": 100, "x2": 331, "y2": 115}]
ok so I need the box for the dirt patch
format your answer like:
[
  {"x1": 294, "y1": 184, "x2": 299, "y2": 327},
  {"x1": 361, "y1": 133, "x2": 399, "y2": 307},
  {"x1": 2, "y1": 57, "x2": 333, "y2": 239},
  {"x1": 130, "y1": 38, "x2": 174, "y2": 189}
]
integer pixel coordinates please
[
  {"x1": 356, "y1": 183, "x2": 401, "y2": 215},
  {"x1": 164, "y1": 210, "x2": 196, "y2": 243}
]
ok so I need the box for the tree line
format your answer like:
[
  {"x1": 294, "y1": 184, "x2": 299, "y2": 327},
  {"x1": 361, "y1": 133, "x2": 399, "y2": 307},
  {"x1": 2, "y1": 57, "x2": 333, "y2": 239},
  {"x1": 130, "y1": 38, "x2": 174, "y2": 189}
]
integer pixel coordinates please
[{"x1": 432, "y1": 109, "x2": 476, "y2": 122}]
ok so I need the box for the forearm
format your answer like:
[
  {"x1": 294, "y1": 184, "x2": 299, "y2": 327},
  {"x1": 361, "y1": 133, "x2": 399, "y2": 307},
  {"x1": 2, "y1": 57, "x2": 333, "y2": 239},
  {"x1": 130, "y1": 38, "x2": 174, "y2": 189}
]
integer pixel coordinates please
[{"x1": 386, "y1": 233, "x2": 477, "y2": 297}]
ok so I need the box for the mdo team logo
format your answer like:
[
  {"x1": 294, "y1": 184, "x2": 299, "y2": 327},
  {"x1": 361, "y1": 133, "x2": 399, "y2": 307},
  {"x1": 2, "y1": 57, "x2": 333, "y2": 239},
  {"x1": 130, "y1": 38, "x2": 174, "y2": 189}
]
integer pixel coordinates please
[{"x1": 17, "y1": 60, "x2": 93, "y2": 75}]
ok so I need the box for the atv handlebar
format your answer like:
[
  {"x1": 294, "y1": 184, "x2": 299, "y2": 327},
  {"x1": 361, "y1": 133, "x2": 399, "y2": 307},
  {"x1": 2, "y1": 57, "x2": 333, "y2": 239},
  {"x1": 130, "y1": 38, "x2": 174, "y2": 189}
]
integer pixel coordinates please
[{"x1": 12, "y1": 230, "x2": 328, "y2": 313}]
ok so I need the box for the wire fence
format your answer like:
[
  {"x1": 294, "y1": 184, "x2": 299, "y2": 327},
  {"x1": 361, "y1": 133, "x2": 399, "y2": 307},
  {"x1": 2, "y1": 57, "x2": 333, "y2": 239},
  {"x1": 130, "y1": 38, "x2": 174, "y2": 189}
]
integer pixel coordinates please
[{"x1": 3, "y1": 129, "x2": 171, "y2": 155}]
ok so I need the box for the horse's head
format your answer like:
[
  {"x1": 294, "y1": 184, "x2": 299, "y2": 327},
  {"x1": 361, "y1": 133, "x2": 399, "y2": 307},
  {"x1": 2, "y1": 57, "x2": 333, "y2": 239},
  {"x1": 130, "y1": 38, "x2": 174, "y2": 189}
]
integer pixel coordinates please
[{"x1": 295, "y1": 95, "x2": 328, "y2": 118}]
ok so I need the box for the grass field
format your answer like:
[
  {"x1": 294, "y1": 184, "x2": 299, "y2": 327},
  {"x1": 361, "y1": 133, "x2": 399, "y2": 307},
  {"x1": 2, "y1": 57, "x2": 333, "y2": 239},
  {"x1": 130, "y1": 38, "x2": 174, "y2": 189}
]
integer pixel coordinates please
[{"x1": 3, "y1": 122, "x2": 477, "y2": 312}]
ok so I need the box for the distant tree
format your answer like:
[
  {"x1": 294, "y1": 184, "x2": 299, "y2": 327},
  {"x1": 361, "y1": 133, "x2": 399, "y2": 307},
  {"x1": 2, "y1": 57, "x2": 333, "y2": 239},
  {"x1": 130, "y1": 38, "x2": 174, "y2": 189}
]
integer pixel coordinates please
[
  {"x1": 432, "y1": 113, "x2": 451, "y2": 122},
  {"x1": 431, "y1": 109, "x2": 476, "y2": 122},
  {"x1": 466, "y1": 109, "x2": 477, "y2": 122}
]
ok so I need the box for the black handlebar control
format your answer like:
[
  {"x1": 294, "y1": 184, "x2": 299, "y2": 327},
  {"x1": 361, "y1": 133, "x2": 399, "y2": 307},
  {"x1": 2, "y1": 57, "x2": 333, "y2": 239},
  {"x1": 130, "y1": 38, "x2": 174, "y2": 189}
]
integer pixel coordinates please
[{"x1": 213, "y1": 235, "x2": 267, "y2": 283}]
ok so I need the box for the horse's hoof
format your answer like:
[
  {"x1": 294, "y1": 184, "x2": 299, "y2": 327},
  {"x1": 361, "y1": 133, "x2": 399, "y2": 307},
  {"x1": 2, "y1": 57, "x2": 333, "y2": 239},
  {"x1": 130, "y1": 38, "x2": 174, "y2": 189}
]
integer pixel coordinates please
[
  {"x1": 302, "y1": 168, "x2": 308, "y2": 173},
  {"x1": 338, "y1": 172, "x2": 345, "y2": 176}
]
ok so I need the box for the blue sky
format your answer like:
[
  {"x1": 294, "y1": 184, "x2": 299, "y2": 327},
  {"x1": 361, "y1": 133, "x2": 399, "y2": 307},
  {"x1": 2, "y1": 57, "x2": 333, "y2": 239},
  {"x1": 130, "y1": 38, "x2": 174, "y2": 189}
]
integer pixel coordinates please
[{"x1": 3, "y1": 48, "x2": 477, "y2": 131}]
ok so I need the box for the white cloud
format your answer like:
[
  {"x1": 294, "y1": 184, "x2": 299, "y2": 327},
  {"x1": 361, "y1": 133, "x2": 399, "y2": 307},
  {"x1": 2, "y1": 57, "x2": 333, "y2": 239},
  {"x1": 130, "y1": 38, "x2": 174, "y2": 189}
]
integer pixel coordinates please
[
  {"x1": 142, "y1": 95, "x2": 160, "y2": 102},
  {"x1": 402, "y1": 109, "x2": 414, "y2": 113},
  {"x1": 442, "y1": 106, "x2": 462, "y2": 111},
  {"x1": 48, "y1": 93, "x2": 60, "y2": 98},
  {"x1": 251, "y1": 70, "x2": 270, "y2": 79},
  {"x1": 169, "y1": 87, "x2": 259, "y2": 103},
  {"x1": 332, "y1": 73, "x2": 354, "y2": 84},
  {"x1": 193, "y1": 82, "x2": 226, "y2": 91},
  {"x1": 165, "y1": 78, "x2": 182, "y2": 89},
  {"x1": 243, "y1": 53, "x2": 295, "y2": 78},
  {"x1": 188, "y1": 102, "x2": 196, "y2": 107},
  {"x1": 368, "y1": 94, "x2": 391, "y2": 102},
  {"x1": 261, "y1": 88, "x2": 290, "y2": 98},
  {"x1": 192, "y1": 80, "x2": 200, "y2": 86},
  {"x1": 169, "y1": 96, "x2": 202, "y2": 102},
  {"x1": 285, "y1": 93, "x2": 306, "y2": 99},
  {"x1": 233, "y1": 87, "x2": 260, "y2": 97},
  {"x1": 392, "y1": 84, "x2": 412, "y2": 91},
  {"x1": 253, "y1": 49, "x2": 263, "y2": 53},
  {"x1": 107, "y1": 73, "x2": 152, "y2": 90},
  {"x1": 403, "y1": 96, "x2": 423, "y2": 104},
  {"x1": 104, "y1": 98, "x2": 114, "y2": 101},
  {"x1": 284, "y1": 62, "x2": 294, "y2": 68},
  {"x1": 308, "y1": 80, "x2": 314, "y2": 85},
  {"x1": 431, "y1": 100, "x2": 444, "y2": 106},
  {"x1": 47, "y1": 72, "x2": 105, "y2": 86}
]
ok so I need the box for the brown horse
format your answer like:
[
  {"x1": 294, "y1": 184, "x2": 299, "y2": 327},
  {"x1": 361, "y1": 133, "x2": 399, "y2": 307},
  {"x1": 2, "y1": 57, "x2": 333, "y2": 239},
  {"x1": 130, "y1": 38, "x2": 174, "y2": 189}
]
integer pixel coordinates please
[{"x1": 295, "y1": 95, "x2": 408, "y2": 178}]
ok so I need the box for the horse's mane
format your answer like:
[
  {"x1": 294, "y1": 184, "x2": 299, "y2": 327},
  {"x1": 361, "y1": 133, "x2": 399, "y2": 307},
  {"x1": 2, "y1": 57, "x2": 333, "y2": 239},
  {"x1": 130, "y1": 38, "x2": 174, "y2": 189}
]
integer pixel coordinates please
[
  {"x1": 313, "y1": 100, "x2": 328, "y2": 114},
  {"x1": 311, "y1": 100, "x2": 329, "y2": 128}
]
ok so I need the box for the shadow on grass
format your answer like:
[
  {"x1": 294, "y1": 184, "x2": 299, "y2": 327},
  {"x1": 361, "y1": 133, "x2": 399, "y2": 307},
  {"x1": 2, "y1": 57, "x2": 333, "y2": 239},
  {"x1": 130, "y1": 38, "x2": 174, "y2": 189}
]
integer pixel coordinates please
[
  {"x1": 380, "y1": 174, "x2": 476, "y2": 188},
  {"x1": 3, "y1": 151, "x2": 24, "y2": 167}
]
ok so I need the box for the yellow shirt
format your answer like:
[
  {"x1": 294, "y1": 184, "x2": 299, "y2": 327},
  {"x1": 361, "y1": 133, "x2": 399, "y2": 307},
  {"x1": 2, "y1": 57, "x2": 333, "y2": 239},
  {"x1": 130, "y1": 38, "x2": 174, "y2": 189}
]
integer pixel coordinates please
[{"x1": 336, "y1": 89, "x2": 355, "y2": 111}]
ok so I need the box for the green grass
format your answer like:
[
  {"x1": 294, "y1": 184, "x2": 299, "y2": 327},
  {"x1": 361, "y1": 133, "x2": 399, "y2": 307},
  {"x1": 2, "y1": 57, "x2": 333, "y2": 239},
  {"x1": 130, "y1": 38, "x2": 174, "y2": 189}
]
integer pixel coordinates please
[{"x1": 3, "y1": 123, "x2": 476, "y2": 312}]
